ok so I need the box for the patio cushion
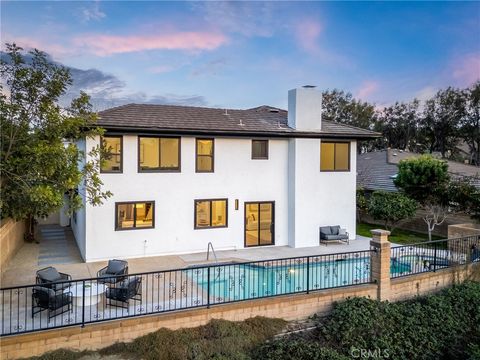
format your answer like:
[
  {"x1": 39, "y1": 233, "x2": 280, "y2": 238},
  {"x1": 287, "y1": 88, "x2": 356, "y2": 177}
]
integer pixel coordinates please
[
  {"x1": 330, "y1": 226, "x2": 340, "y2": 235},
  {"x1": 38, "y1": 268, "x2": 62, "y2": 282},
  {"x1": 324, "y1": 234, "x2": 349, "y2": 241},
  {"x1": 33, "y1": 286, "x2": 56, "y2": 299},
  {"x1": 320, "y1": 226, "x2": 332, "y2": 235},
  {"x1": 107, "y1": 260, "x2": 125, "y2": 275},
  {"x1": 339, "y1": 228, "x2": 347, "y2": 235}
]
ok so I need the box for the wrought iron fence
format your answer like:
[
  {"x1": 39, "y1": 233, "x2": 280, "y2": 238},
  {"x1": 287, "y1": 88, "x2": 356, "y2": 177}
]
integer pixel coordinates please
[
  {"x1": 0, "y1": 249, "x2": 372, "y2": 337},
  {"x1": 390, "y1": 235, "x2": 480, "y2": 279}
]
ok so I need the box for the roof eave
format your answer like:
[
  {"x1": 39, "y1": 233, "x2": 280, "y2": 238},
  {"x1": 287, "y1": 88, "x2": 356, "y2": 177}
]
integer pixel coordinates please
[{"x1": 98, "y1": 125, "x2": 381, "y2": 140}]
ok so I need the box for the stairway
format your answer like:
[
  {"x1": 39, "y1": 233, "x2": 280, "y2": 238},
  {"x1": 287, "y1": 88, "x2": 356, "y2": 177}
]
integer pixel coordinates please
[{"x1": 37, "y1": 225, "x2": 83, "y2": 266}]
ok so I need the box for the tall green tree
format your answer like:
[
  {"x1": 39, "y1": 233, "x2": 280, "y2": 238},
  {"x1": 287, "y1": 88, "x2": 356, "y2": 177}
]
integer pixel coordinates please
[
  {"x1": 322, "y1": 89, "x2": 382, "y2": 151},
  {"x1": 0, "y1": 43, "x2": 112, "y2": 240},
  {"x1": 460, "y1": 81, "x2": 480, "y2": 165},
  {"x1": 448, "y1": 175, "x2": 480, "y2": 220},
  {"x1": 380, "y1": 100, "x2": 420, "y2": 151},
  {"x1": 420, "y1": 87, "x2": 466, "y2": 157},
  {"x1": 394, "y1": 155, "x2": 451, "y2": 241}
]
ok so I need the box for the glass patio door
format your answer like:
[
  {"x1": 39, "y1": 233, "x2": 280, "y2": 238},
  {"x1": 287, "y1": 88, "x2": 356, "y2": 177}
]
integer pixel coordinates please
[{"x1": 244, "y1": 202, "x2": 274, "y2": 247}]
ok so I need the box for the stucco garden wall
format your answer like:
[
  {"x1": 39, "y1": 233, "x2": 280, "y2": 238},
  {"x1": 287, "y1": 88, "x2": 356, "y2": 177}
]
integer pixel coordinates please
[{"x1": 0, "y1": 219, "x2": 25, "y2": 276}]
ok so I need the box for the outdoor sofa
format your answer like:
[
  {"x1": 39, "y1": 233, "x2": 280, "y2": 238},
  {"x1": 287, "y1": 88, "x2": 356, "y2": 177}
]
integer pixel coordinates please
[{"x1": 319, "y1": 226, "x2": 350, "y2": 245}]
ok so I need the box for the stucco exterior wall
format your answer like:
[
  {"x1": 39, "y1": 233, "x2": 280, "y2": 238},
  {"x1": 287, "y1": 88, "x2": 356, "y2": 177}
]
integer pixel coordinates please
[
  {"x1": 71, "y1": 139, "x2": 87, "y2": 261},
  {"x1": 83, "y1": 135, "x2": 293, "y2": 261},
  {"x1": 289, "y1": 138, "x2": 356, "y2": 248},
  {"x1": 79, "y1": 133, "x2": 357, "y2": 261}
]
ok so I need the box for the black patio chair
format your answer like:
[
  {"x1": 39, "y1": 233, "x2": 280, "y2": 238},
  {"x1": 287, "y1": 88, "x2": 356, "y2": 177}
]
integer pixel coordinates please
[
  {"x1": 105, "y1": 276, "x2": 142, "y2": 310},
  {"x1": 31, "y1": 286, "x2": 73, "y2": 322},
  {"x1": 97, "y1": 259, "x2": 129, "y2": 285},
  {"x1": 36, "y1": 266, "x2": 72, "y2": 292}
]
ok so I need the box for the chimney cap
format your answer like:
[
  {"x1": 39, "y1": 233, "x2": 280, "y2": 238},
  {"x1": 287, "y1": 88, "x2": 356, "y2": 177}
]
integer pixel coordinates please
[{"x1": 302, "y1": 85, "x2": 316, "y2": 89}]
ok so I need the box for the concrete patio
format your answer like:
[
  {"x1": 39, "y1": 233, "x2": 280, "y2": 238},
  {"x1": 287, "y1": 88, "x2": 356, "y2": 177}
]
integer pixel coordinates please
[{"x1": 0, "y1": 225, "x2": 373, "y2": 288}]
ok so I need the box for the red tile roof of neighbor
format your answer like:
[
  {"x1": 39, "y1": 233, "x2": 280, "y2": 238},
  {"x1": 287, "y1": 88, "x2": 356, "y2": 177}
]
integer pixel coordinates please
[{"x1": 97, "y1": 104, "x2": 380, "y2": 139}]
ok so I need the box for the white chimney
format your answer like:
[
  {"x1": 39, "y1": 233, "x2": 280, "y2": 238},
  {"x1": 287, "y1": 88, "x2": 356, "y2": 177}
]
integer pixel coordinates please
[{"x1": 287, "y1": 86, "x2": 322, "y2": 131}]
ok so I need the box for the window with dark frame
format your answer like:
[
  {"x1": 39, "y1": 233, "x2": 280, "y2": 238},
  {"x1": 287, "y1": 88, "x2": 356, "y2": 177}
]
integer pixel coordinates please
[
  {"x1": 100, "y1": 136, "x2": 123, "y2": 173},
  {"x1": 196, "y1": 138, "x2": 214, "y2": 172},
  {"x1": 194, "y1": 199, "x2": 227, "y2": 229},
  {"x1": 252, "y1": 140, "x2": 269, "y2": 159},
  {"x1": 320, "y1": 141, "x2": 350, "y2": 171},
  {"x1": 139, "y1": 136, "x2": 180, "y2": 172},
  {"x1": 115, "y1": 201, "x2": 155, "y2": 230}
]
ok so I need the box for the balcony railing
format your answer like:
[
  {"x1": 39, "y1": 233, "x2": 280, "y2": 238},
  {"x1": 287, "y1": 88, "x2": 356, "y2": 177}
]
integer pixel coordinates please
[
  {"x1": 390, "y1": 235, "x2": 480, "y2": 279},
  {"x1": 0, "y1": 249, "x2": 373, "y2": 337}
]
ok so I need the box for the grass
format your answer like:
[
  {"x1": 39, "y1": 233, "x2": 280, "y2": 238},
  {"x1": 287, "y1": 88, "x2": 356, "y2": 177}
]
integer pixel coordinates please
[{"x1": 356, "y1": 222, "x2": 443, "y2": 245}]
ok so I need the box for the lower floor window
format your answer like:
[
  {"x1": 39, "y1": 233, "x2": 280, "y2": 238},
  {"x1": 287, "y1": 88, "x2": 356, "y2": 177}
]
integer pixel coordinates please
[
  {"x1": 195, "y1": 199, "x2": 228, "y2": 229},
  {"x1": 116, "y1": 201, "x2": 154, "y2": 230}
]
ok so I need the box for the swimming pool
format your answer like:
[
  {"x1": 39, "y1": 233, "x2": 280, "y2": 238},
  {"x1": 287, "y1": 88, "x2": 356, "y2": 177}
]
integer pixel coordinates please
[{"x1": 186, "y1": 255, "x2": 373, "y2": 303}]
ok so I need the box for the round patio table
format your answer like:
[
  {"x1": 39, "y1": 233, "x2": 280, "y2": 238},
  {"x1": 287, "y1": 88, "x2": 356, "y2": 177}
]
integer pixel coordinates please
[{"x1": 66, "y1": 281, "x2": 107, "y2": 307}]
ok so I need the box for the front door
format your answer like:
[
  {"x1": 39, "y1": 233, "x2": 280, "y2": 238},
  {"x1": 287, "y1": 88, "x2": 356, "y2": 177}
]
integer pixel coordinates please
[{"x1": 244, "y1": 202, "x2": 274, "y2": 247}]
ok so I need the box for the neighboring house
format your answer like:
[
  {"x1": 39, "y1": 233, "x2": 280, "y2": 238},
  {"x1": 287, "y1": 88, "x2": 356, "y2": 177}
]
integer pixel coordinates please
[
  {"x1": 71, "y1": 87, "x2": 378, "y2": 262},
  {"x1": 357, "y1": 149, "x2": 480, "y2": 192}
]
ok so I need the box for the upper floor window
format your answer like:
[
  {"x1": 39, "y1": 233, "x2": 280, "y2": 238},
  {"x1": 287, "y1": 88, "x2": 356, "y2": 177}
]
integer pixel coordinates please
[
  {"x1": 116, "y1": 201, "x2": 154, "y2": 230},
  {"x1": 139, "y1": 136, "x2": 180, "y2": 172},
  {"x1": 320, "y1": 141, "x2": 350, "y2": 171},
  {"x1": 194, "y1": 199, "x2": 227, "y2": 229},
  {"x1": 196, "y1": 138, "x2": 214, "y2": 172},
  {"x1": 252, "y1": 140, "x2": 269, "y2": 159},
  {"x1": 101, "y1": 136, "x2": 122, "y2": 173}
]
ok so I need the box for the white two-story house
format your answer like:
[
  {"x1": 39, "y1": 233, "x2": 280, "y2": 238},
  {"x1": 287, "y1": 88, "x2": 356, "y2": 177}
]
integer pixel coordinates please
[{"x1": 71, "y1": 86, "x2": 378, "y2": 262}]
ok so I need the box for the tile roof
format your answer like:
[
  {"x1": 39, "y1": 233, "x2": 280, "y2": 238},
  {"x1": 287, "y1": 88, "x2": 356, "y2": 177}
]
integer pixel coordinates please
[
  {"x1": 97, "y1": 103, "x2": 379, "y2": 139},
  {"x1": 357, "y1": 151, "x2": 398, "y2": 192},
  {"x1": 357, "y1": 149, "x2": 480, "y2": 191},
  {"x1": 387, "y1": 149, "x2": 480, "y2": 179}
]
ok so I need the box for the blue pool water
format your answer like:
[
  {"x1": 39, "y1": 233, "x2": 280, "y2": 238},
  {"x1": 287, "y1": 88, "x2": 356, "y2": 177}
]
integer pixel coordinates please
[{"x1": 186, "y1": 256, "x2": 373, "y2": 302}]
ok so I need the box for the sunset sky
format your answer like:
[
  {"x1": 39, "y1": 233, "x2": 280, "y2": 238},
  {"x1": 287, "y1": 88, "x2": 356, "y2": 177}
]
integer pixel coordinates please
[{"x1": 2, "y1": 1, "x2": 479, "y2": 109}]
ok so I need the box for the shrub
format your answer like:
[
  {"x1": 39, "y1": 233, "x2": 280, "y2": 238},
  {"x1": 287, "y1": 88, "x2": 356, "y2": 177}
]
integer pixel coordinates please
[
  {"x1": 317, "y1": 282, "x2": 480, "y2": 360},
  {"x1": 367, "y1": 190, "x2": 417, "y2": 230},
  {"x1": 253, "y1": 336, "x2": 349, "y2": 360},
  {"x1": 99, "y1": 317, "x2": 286, "y2": 360},
  {"x1": 27, "y1": 349, "x2": 93, "y2": 360}
]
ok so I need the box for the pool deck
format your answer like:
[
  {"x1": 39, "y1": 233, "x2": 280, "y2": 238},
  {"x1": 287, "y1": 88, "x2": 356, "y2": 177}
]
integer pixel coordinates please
[{"x1": 0, "y1": 226, "x2": 374, "y2": 288}]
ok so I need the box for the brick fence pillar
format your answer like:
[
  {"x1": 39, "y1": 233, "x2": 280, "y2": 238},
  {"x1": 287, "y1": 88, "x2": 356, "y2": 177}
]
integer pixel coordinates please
[{"x1": 370, "y1": 229, "x2": 391, "y2": 301}]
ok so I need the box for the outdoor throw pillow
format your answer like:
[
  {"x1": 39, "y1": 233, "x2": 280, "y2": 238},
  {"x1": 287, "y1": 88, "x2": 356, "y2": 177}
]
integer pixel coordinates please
[
  {"x1": 107, "y1": 260, "x2": 125, "y2": 274},
  {"x1": 330, "y1": 226, "x2": 340, "y2": 235},
  {"x1": 39, "y1": 267, "x2": 61, "y2": 282}
]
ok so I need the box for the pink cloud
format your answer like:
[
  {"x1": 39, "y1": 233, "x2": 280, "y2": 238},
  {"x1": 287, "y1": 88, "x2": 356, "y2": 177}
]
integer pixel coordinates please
[
  {"x1": 295, "y1": 19, "x2": 323, "y2": 54},
  {"x1": 2, "y1": 34, "x2": 72, "y2": 59},
  {"x1": 356, "y1": 81, "x2": 380, "y2": 100},
  {"x1": 292, "y1": 19, "x2": 352, "y2": 68},
  {"x1": 452, "y1": 53, "x2": 480, "y2": 86},
  {"x1": 73, "y1": 31, "x2": 228, "y2": 56}
]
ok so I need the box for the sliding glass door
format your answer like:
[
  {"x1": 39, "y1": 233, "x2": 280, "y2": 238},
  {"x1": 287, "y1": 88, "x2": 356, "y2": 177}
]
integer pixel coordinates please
[{"x1": 244, "y1": 202, "x2": 274, "y2": 247}]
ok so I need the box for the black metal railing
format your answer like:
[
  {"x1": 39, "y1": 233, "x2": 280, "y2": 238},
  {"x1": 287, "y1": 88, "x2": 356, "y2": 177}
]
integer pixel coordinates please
[
  {"x1": 0, "y1": 249, "x2": 372, "y2": 337},
  {"x1": 390, "y1": 235, "x2": 480, "y2": 279}
]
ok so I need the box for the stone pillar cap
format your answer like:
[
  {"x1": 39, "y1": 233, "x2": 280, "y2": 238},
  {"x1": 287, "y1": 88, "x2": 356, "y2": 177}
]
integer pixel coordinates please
[{"x1": 370, "y1": 229, "x2": 391, "y2": 236}]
